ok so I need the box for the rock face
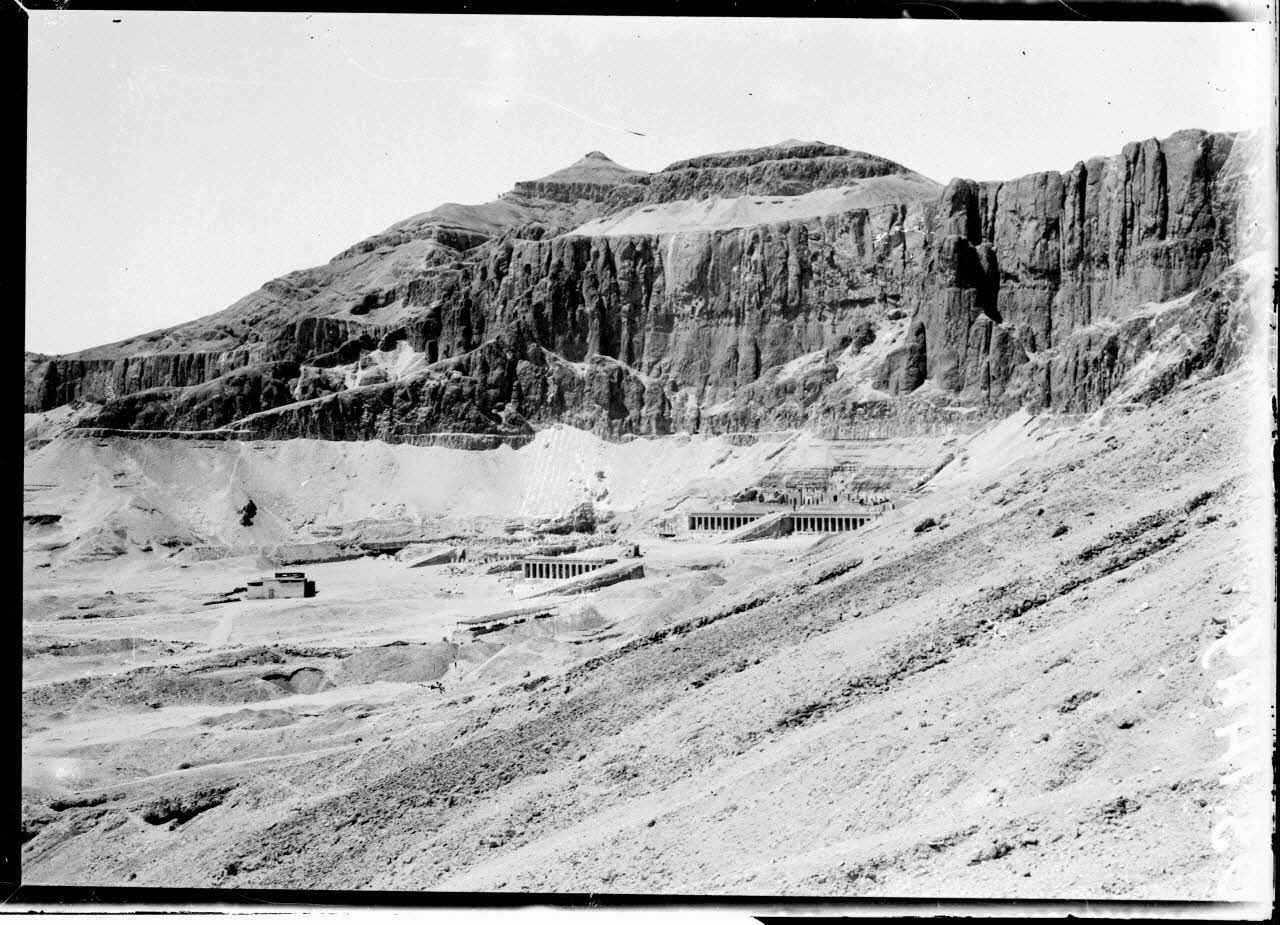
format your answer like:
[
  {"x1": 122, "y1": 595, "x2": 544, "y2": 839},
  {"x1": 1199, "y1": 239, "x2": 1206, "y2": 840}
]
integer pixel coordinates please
[
  {"x1": 25, "y1": 130, "x2": 1263, "y2": 440},
  {"x1": 875, "y1": 129, "x2": 1258, "y2": 411}
]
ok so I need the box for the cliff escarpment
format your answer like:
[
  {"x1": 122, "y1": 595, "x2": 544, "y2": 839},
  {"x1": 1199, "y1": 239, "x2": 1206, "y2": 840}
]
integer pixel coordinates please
[
  {"x1": 875, "y1": 129, "x2": 1258, "y2": 410},
  {"x1": 25, "y1": 131, "x2": 1264, "y2": 441}
]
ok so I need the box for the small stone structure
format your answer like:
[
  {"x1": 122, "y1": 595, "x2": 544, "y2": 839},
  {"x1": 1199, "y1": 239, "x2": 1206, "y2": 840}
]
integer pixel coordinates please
[
  {"x1": 521, "y1": 556, "x2": 617, "y2": 580},
  {"x1": 246, "y1": 571, "x2": 316, "y2": 599}
]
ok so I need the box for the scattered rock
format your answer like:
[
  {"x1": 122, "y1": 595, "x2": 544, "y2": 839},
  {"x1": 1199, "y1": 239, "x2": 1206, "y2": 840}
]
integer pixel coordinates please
[
  {"x1": 1184, "y1": 491, "x2": 1213, "y2": 513},
  {"x1": 968, "y1": 840, "x2": 1014, "y2": 865},
  {"x1": 48, "y1": 793, "x2": 109, "y2": 812},
  {"x1": 1058, "y1": 690, "x2": 1100, "y2": 713},
  {"x1": 1099, "y1": 796, "x2": 1141, "y2": 820},
  {"x1": 140, "y1": 785, "x2": 234, "y2": 826}
]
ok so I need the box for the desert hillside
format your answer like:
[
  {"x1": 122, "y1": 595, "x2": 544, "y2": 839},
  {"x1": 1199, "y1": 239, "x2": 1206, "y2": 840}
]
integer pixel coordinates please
[{"x1": 22, "y1": 343, "x2": 1272, "y2": 896}]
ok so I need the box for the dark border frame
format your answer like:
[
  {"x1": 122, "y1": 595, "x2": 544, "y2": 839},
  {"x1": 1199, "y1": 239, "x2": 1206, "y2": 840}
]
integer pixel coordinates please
[{"x1": 10, "y1": 0, "x2": 1274, "y2": 913}]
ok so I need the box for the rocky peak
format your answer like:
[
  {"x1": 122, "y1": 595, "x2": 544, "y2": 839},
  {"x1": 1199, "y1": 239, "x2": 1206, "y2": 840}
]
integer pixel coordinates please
[
  {"x1": 662, "y1": 140, "x2": 854, "y2": 171},
  {"x1": 511, "y1": 151, "x2": 649, "y2": 204},
  {"x1": 645, "y1": 140, "x2": 933, "y2": 202}
]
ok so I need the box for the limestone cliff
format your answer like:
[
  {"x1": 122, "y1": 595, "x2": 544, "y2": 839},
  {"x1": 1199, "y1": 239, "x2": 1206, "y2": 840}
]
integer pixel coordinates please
[
  {"x1": 875, "y1": 128, "x2": 1258, "y2": 411},
  {"x1": 24, "y1": 132, "x2": 1263, "y2": 441}
]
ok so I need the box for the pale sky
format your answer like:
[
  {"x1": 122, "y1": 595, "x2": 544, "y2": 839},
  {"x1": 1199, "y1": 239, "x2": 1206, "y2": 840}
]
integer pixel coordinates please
[{"x1": 26, "y1": 12, "x2": 1275, "y2": 355}]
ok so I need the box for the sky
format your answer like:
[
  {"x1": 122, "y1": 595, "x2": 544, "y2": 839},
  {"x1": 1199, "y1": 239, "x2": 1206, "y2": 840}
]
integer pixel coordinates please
[{"x1": 26, "y1": 12, "x2": 1275, "y2": 355}]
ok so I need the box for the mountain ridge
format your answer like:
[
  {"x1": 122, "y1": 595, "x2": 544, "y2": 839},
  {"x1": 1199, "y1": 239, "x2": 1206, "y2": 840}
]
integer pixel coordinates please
[{"x1": 25, "y1": 130, "x2": 1262, "y2": 443}]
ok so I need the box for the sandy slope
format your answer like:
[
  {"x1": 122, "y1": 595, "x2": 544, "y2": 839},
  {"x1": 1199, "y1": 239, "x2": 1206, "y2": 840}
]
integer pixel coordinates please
[
  {"x1": 23, "y1": 424, "x2": 956, "y2": 562},
  {"x1": 20, "y1": 348, "x2": 1273, "y2": 898}
]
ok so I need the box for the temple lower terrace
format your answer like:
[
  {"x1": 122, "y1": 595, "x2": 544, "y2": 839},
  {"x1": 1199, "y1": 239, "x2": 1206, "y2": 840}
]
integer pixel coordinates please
[
  {"x1": 521, "y1": 556, "x2": 617, "y2": 580},
  {"x1": 687, "y1": 510, "x2": 877, "y2": 533}
]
